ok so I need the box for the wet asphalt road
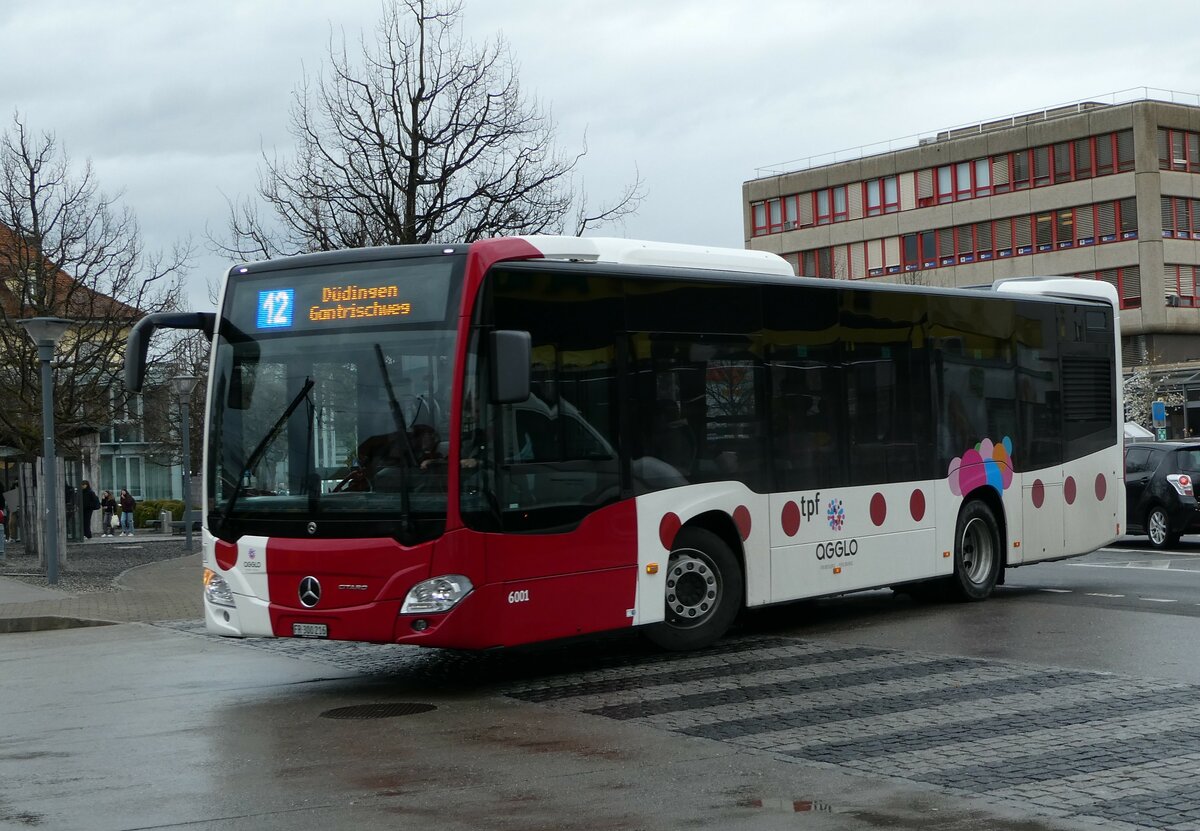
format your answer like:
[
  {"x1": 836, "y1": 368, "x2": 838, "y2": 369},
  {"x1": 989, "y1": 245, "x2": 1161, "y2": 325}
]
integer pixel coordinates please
[{"x1": 5, "y1": 542, "x2": 1200, "y2": 830}]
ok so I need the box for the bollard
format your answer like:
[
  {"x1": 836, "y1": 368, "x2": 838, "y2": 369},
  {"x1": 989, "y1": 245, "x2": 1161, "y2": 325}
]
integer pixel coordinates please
[{"x1": 159, "y1": 509, "x2": 172, "y2": 535}]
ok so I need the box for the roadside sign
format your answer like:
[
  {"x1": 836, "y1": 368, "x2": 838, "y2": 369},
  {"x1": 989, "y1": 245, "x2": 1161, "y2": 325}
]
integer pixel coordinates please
[
  {"x1": 1157, "y1": 427, "x2": 1168, "y2": 441},
  {"x1": 1152, "y1": 400, "x2": 1167, "y2": 426}
]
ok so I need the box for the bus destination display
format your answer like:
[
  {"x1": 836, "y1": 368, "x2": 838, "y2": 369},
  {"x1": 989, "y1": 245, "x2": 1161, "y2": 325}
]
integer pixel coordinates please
[
  {"x1": 237, "y1": 259, "x2": 454, "y2": 333},
  {"x1": 257, "y1": 284, "x2": 414, "y2": 330}
]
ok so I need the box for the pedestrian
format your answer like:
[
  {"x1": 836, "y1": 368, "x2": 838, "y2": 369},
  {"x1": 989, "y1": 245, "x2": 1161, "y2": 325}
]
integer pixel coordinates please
[
  {"x1": 118, "y1": 488, "x2": 136, "y2": 537},
  {"x1": 100, "y1": 489, "x2": 117, "y2": 536},
  {"x1": 79, "y1": 480, "x2": 100, "y2": 539},
  {"x1": 0, "y1": 484, "x2": 7, "y2": 543}
]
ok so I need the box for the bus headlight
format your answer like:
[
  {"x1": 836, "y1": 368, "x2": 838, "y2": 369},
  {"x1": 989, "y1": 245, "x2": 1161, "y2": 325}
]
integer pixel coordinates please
[
  {"x1": 203, "y1": 568, "x2": 236, "y2": 608},
  {"x1": 401, "y1": 575, "x2": 473, "y2": 614}
]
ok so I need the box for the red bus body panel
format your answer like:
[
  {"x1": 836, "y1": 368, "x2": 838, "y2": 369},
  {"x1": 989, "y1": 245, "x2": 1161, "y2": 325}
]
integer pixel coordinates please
[{"x1": 257, "y1": 500, "x2": 639, "y2": 649}]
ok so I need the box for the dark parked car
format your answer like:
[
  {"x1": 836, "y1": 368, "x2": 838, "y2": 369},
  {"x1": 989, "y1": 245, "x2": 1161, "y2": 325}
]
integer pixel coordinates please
[{"x1": 1124, "y1": 441, "x2": 1200, "y2": 548}]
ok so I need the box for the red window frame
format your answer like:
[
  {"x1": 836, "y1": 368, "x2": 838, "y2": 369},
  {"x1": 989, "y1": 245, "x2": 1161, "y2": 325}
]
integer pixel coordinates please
[
  {"x1": 864, "y1": 177, "x2": 898, "y2": 216},
  {"x1": 751, "y1": 201, "x2": 769, "y2": 236}
]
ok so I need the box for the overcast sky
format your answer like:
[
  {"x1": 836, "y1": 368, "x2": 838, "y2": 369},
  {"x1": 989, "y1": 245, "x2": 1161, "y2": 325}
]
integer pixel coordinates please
[{"x1": 3, "y1": 0, "x2": 1199, "y2": 311}]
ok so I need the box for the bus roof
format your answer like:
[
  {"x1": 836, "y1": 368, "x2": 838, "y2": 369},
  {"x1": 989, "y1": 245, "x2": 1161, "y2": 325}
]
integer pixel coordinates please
[{"x1": 500, "y1": 236, "x2": 795, "y2": 277}]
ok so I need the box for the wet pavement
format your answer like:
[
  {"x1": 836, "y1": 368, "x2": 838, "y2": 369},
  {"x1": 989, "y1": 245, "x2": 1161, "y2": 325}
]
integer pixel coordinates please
[
  {"x1": 4, "y1": 545, "x2": 1200, "y2": 829},
  {"x1": 4, "y1": 622, "x2": 1104, "y2": 831}
]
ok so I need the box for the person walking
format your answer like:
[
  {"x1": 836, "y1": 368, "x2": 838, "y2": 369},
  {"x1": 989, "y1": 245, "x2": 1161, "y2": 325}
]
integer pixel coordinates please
[
  {"x1": 100, "y1": 489, "x2": 117, "y2": 536},
  {"x1": 79, "y1": 480, "x2": 100, "y2": 539},
  {"x1": 118, "y1": 488, "x2": 136, "y2": 536}
]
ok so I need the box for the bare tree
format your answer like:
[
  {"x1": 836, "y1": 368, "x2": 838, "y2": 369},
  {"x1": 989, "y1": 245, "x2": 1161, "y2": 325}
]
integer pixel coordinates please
[
  {"x1": 213, "y1": 0, "x2": 642, "y2": 260},
  {"x1": 0, "y1": 112, "x2": 190, "y2": 459}
]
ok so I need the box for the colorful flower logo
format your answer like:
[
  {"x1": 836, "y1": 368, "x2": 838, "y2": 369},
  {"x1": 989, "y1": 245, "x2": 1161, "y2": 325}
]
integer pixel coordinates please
[
  {"x1": 826, "y1": 498, "x2": 845, "y2": 531},
  {"x1": 948, "y1": 436, "x2": 1014, "y2": 496}
]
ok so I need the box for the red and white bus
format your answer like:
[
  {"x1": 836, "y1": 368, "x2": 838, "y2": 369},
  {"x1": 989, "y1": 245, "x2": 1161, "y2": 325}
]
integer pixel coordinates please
[{"x1": 126, "y1": 237, "x2": 1124, "y2": 651}]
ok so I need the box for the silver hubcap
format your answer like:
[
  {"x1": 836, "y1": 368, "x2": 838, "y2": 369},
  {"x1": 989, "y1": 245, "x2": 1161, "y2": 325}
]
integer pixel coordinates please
[
  {"x1": 665, "y1": 548, "x2": 720, "y2": 629},
  {"x1": 1149, "y1": 511, "x2": 1168, "y2": 546},
  {"x1": 960, "y1": 517, "x2": 995, "y2": 586}
]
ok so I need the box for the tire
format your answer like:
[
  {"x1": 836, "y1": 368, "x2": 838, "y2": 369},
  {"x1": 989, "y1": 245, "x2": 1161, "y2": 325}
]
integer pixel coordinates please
[
  {"x1": 644, "y1": 526, "x2": 743, "y2": 651},
  {"x1": 949, "y1": 500, "x2": 1001, "y2": 601},
  {"x1": 1146, "y1": 506, "x2": 1175, "y2": 549}
]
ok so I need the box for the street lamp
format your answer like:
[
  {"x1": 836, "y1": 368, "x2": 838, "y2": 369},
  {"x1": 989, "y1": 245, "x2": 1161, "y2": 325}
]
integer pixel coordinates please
[
  {"x1": 18, "y1": 317, "x2": 73, "y2": 585},
  {"x1": 171, "y1": 375, "x2": 200, "y2": 552}
]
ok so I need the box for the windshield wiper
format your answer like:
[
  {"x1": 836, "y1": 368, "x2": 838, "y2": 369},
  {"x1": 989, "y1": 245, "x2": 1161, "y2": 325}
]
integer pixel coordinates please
[{"x1": 220, "y1": 377, "x2": 315, "y2": 526}]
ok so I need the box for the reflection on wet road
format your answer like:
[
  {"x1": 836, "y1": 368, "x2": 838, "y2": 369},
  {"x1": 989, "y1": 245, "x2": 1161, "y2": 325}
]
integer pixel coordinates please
[{"x1": 162, "y1": 590, "x2": 1200, "y2": 831}]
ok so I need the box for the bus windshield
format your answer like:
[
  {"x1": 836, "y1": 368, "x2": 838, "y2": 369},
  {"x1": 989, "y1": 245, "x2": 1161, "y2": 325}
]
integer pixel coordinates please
[{"x1": 207, "y1": 254, "x2": 463, "y2": 544}]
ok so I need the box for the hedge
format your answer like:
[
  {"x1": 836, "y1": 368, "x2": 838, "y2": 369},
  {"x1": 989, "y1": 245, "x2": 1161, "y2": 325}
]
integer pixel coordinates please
[{"x1": 133, "y1": 499, "x2": 185, "y2": 528}]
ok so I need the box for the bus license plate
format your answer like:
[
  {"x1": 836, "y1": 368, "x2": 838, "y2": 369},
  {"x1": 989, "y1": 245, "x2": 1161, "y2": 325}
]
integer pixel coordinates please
[{"x1": 292, "y1": 623, "x2": 328, "y2": 638}]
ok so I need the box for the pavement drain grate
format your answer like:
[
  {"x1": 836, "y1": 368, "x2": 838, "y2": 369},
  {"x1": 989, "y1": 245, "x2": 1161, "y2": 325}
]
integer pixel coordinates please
[{"x1": 319, "y1": 702, "x2": 437, "y2": 720}]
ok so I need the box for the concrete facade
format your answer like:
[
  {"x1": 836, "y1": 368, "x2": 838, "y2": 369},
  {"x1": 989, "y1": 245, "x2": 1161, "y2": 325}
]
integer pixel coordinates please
[{"x1": 744, "y1": 99, "x2": 1200, "y2": 388}]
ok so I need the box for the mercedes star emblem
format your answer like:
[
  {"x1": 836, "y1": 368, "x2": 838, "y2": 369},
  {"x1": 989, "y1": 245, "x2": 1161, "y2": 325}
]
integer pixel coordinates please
[{"x1": 298, "y1": 576, "x2": 321, "y2": 608}]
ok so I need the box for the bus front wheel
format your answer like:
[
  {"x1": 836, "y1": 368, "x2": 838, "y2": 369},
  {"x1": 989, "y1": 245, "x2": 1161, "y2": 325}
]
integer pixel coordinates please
[
  {"x1": 644, "y1": 527, "x2": 743, "y2": 651},
  {"x1": 950, "y1": 500, "x2": 1001, "y2": 601}
]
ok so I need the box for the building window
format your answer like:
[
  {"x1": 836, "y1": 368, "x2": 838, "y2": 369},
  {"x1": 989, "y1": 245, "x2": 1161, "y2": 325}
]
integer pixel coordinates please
[
  {"x1": 864, "y1": 176, "x2": 899, "y2": 216},
  {"x1": 1116, "y1": 130, "x2": 1135, "y2": 172},
  {"x1": 937, "y1": 166, "x2": 953, "y2": 204},
  {"x1": 1163, "y1": 264, "x2": 1198, "y2": 307},
  {"x1": 1053, "y1": 142, "x2": 1072, "y2": 184},
  {"x1": 751, "y1": 202, "x2": 768, "y2": 236},
  {"x1": 797, "y1": 199, "x2": 1139, "y2": 290},
  {"x1": 1012, "y1": 150, "x2": 1031, "y2": 189},
  {"x1": 816, "y1": 190, "x2": 831, "y2": 225},
  {"x1": 1078, "y1": 268, "x2": 1141, "y2": 310},
  {"x1": 1118, "y1": 197, "x2": 1138, "y2": 239},
  {"x1": 1158, "y1": 128, "x2": 1200, "y2": 173},
  {"x1": 1032, "y1": 146, "x2": 1051, "y2": 186},
  {"x1": 832, "y1": 186, "x2": 848, "y2": 222},
  {"x1": 813, "y1": 186, "x2": 848, "y2": 225}
]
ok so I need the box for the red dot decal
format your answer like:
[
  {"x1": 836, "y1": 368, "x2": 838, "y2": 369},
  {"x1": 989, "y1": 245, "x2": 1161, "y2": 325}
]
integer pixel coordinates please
[
  {"x1": 1095, "y1": 473, "x2": 1107, "y2": 501},
  {"x1": 1064, "y1": 476, "x2": 1077, "y2": 505},
  {"x1": 910, "y1": 489, "x2": 926, "y2": 522},
  {"x1": 870, "y1": 493, "x2": 887, "y2": 527},
  {"x1": 658, "y1": 512, "x2": 681, "y2": 550},
  {"x1": 732, "y1": 506, "x2": 752, "y2": 541},
  {"x1": 1032, "y1": 479, "x2": 1045, "y2": 509},
  {"x1": 782, "y1": 501, "x2": 800, "y2": 537}
]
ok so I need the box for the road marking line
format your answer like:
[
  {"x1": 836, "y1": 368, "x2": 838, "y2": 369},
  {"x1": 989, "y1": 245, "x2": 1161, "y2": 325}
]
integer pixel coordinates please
[
  {"x1": 1101, "y1": 547, "x2": 1200, "y2": 556},
  {"x1": 1140, "y1": 597, "x2": 1177, "y2": 603},
  {"x1": 1086, "y1": 592, "x2": 1125, "y2": 598},
  {"x1": 1070, "y1": 562, "x2": 1192, "y2": 572},
  {"x1": 1040, "y1": 588, "x2": 1072, "y2": 593}
]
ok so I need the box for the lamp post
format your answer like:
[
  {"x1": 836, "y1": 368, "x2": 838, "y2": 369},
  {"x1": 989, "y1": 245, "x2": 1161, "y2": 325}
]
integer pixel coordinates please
[
  {"x1": 18, "y1": 317, "x2": 73, "y2": 585},
  {"x1": 171, "y1": 375, "x2": 200, "y2": 552}
]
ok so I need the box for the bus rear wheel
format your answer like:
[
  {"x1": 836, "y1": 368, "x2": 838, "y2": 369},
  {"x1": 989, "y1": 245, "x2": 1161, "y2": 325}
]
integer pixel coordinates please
[
  {"x1": 950, "y1": 500, "x2": 1001, "y2": 601},
  {"x1": 644, "y1": 527, "x2": 743, "y2": 651}
]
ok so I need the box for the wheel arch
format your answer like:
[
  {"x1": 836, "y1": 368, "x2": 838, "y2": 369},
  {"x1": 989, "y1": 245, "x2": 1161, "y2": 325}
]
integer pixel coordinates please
[{"x1": 682, "y1": 509, "x2": 746, "y2": 580}]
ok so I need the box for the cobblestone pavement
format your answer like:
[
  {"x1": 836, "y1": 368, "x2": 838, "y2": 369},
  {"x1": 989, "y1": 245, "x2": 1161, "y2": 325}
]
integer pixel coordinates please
[{"x1": 157, "y1": 624, "x2": 1200, "y2": 831}]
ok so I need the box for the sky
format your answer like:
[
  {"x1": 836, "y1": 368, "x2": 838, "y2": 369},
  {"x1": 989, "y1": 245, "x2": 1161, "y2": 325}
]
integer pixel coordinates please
[{"x1": 3, "y1": 0, "x2": 1200, "y2": 312}]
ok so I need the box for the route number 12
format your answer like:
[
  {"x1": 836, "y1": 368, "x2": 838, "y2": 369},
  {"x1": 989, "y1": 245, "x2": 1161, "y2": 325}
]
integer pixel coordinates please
[{"x1": 257, "y1": 288, "x2": 295, "y2": 329}]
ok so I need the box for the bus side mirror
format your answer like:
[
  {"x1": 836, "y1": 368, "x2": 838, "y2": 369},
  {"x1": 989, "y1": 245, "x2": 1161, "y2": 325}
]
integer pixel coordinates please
[
  {"x1": 124, "y1": 311, "x2": 215, "y2": 392},
  {"x1": 490, "y1": 330, "x2": 531, "y2": 404}
]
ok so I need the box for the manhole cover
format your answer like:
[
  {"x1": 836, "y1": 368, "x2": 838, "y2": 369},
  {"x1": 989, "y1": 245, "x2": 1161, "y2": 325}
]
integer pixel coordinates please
[{"x1": 319, "y1": 702, "x2": 437, "y2": 720}]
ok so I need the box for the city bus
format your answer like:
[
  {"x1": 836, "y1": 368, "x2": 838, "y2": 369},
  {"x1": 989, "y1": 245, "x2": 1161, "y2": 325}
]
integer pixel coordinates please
[{"x1": 125, "y1": 237, "x2": 1124, "y2": 651}]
